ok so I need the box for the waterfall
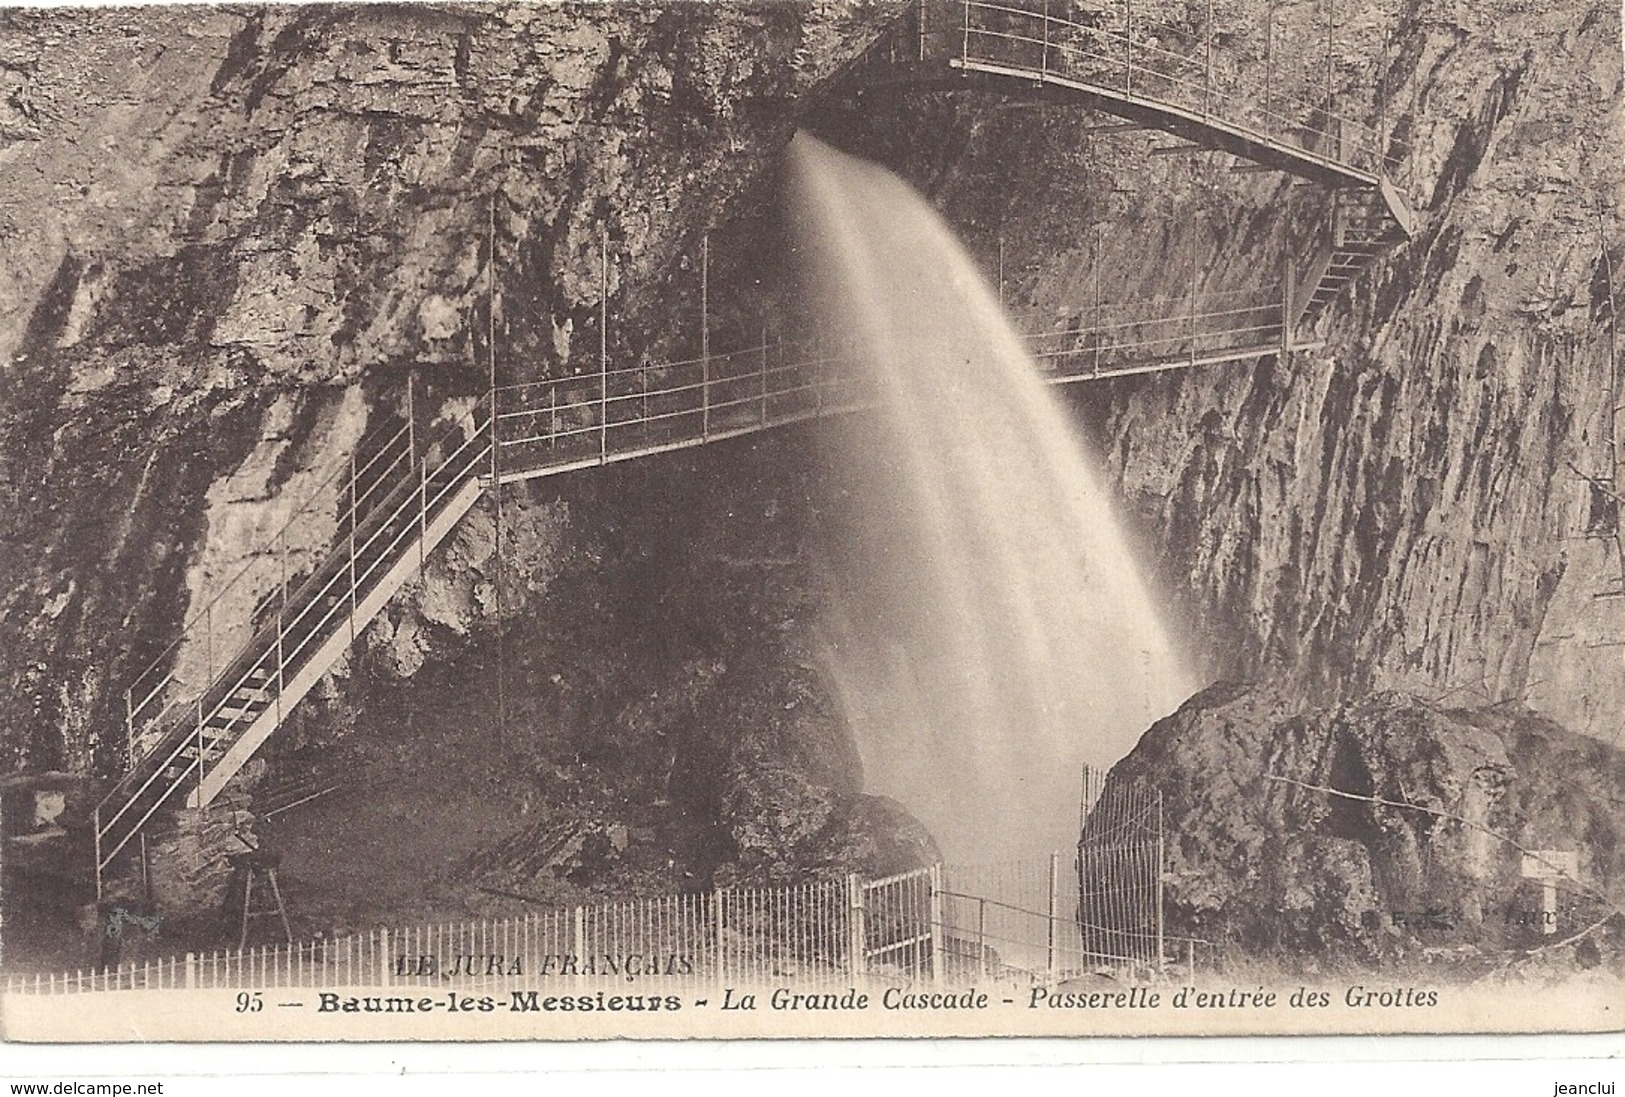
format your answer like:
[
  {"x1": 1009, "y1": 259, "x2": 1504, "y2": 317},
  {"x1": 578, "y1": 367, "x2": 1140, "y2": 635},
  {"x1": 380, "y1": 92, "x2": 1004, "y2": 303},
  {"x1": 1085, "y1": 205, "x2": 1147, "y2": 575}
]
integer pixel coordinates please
[{"x1": 787, "y1": 131, "x2": 1196, "y2": 862}]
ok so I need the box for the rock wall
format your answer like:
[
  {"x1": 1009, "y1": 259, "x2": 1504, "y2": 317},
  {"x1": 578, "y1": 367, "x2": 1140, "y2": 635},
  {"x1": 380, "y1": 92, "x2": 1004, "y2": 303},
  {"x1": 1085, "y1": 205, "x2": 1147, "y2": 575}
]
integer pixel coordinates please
[{"x1": 0, "y1": 3, "x2": 930, "y2": 920}]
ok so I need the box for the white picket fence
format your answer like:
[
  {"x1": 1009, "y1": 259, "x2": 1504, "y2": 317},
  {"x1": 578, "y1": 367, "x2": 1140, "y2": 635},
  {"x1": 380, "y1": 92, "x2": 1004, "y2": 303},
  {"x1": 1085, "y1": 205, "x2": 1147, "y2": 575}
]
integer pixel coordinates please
[{"x1": 6, "y1": 850, "x2": 1210, "y2": 996}]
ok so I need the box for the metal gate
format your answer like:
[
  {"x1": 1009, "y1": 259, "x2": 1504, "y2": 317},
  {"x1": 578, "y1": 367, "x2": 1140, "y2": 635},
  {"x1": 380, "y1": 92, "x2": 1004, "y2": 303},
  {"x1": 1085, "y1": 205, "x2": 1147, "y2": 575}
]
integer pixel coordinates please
[
  {"x1": 854, "y1": 867, "x2": 938, "y2": 980},
  {"x1": 1077, "y1": 766, "x2": 1164, "y2": 973}
]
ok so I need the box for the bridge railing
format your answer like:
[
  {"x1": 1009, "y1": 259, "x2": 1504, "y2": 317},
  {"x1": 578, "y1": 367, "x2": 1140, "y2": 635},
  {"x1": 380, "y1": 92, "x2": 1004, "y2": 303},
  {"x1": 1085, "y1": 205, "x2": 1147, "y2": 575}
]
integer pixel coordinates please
[
  {"x1": 490, "y1": 285, "x2": 1291, "y2": 482},
  {"x1": 115, "y1": 279, "x2": 1288, "y2": 786},
  {"x1": 96, "y1": 276, "x2": 1294, "y2": 893},
  {"x1": 491, "y1": 337, "x2": 874, "y2": 481},
  {"x1": 1022, "y1": 284, "x2": 1291, "y2": 379},
  {"x1": 951, "y1": 0, "x2": 1406, "y2": 182}
]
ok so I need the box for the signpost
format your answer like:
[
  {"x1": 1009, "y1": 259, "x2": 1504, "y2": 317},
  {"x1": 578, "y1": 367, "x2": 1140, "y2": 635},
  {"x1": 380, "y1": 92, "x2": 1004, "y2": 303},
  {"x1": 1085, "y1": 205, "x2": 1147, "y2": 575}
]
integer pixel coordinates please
[{"x1": 1519, "y1": 850, "x2": 1579, "y2": 935}]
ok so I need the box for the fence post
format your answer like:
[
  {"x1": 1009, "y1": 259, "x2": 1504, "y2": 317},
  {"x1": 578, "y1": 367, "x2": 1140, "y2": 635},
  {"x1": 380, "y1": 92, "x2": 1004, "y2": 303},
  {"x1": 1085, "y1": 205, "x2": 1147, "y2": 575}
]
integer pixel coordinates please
[
  {"x1": 1093, "y1": 225, "x2": 1104, "y2": 375},
  {"x1": 1325, "y1": 0, "x2": 1336, "y2": 148},
  {"x1": 600, "y1": 231, "x2": 610, "y2": 463},
  {"x1": 93, "y1": 807, "x2": 103, "y2": 903},
  {"x1": 1203, "y1": 0, "x2": 1214, "y2": 114},
  {"x1": 348, "y1": 453, "x2": 357, "y2": 645},
  {"x1": 711, "y1": 891, "x2": 725, "y2": 987},
  {"x1": 928, "y1": 863, "x2": 945, "y2": 986},
  {"x1": 139, "y1": 831, "x2": 151, "y2": 907},
  {"x1": 1377, "y1": 27, "x2": 1391, "y2": 169},
  {"x1": 845, "y1": 874, "x2": 866, "y2": 985},
  {"x1": 1123, "y1": 0, "x2": 1133, "y2": 92},
  {"x1": 1189, "y1": 242, "x2": 1199, "y2": 367},
  {"x1": 573, "y1": 906, "x2": 587, "y2": 976},
  {"x1": 1047, "y1": 851, "x2": 1060, "y2": 982},
  {"x1": 184, "y1": 952, "x2": 196, "y2": 990},
  {"x1": 1155, "y1": 789, "x2": 1166, "y2": 978},
  {"x1": 976, "y1": 897, "x2": 988, "y2": 979},
  {"x1": 1281, "y1": 256, "x2": 1296, "y2": 351},
  {"x1": 275, "y1": 530, "x2": 287, "y2": 733},
  {"x1": 195, "y1": 697, "x2": 205, "y2": 797},
  {"x1": 1040, "y1": 0, "x2": 1049, "y2": 81},
  {"x1": 410, "y1": 372, "x2": 425, "y2": 570},
  {"x1": 701, "y1": 233, "x2": 710, "y2": 441},
  {"x1": 379, "y1": 928, "x2": 391, "y2": 986},
  {"x1": 1264, "y1": 1, "x2": 1274, "y2": 123}
]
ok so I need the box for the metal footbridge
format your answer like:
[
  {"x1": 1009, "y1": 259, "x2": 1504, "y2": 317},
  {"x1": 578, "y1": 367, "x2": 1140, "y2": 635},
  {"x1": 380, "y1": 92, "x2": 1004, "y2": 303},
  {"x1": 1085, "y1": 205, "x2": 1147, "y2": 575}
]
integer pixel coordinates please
[
  {"x1": 862, "y1": 0, "x2": 1416, "y2": 325},
  {"x1": 89, "y1": 0, "x2": 1417, "y2": 898}
]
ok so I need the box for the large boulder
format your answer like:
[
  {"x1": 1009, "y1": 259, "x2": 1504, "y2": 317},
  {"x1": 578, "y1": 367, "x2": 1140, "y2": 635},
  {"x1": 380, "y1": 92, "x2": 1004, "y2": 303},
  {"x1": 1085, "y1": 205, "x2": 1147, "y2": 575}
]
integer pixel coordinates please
[{"x1": 1104, "y1": 682, "x2": 1625, "y2": 974}]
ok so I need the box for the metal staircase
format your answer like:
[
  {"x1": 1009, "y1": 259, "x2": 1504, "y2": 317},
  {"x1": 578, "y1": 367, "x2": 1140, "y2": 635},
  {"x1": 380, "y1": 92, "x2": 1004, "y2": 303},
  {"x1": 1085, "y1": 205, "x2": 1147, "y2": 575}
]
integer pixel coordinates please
[
  {"x1": 93, "y1": 395, "x2": 494, "y2": 896},
  {"x1": 1291, "y1": 183, "x2": 1414, "y2": 325}
]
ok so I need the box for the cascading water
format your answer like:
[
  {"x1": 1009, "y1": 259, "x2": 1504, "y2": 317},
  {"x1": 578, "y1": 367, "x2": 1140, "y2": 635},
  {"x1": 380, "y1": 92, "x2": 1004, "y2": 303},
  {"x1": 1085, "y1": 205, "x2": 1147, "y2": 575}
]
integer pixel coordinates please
[{"x1": 787, "y1": 131, "x2": 1196, "y2": 863}]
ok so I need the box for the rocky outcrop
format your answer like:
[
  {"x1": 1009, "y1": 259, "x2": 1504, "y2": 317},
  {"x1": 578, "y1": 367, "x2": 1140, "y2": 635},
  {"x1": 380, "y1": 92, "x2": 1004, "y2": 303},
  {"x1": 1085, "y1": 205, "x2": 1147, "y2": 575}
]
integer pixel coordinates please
[{"x1": 1106, "y1": 683, "x2": 1624, "y2": 972}]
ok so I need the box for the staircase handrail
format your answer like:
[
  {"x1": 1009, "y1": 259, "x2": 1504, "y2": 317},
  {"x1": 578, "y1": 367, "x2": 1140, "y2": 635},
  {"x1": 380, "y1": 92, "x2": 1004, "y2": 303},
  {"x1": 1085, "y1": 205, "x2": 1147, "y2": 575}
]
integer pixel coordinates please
[
  {"x1": 95, "y1": 399, "x2": 493, "y2": 871},
  {"x1": 94, "y1": 275, "x2": 1320, "y2": 881},
  {"x1": 122, "y1": 414, "x2": 415, "y2": 754}
]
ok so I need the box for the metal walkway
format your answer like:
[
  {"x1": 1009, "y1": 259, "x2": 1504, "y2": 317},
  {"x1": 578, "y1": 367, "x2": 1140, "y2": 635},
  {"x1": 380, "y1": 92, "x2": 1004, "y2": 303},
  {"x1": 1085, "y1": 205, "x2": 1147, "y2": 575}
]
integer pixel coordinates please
[
  {"x1": 860, "y1": 0, "x2": 1416, "y2": 326},
  {"x1": 90, "y1": 279, "x2": 1313, "y2": 897}
]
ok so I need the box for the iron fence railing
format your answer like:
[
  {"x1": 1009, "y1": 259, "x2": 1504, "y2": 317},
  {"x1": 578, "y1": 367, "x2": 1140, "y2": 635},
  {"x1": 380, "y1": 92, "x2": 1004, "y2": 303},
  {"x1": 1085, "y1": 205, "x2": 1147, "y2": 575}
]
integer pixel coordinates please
[{"x1": 7, "y1": 857, "x2": 1215, "y2": 996}]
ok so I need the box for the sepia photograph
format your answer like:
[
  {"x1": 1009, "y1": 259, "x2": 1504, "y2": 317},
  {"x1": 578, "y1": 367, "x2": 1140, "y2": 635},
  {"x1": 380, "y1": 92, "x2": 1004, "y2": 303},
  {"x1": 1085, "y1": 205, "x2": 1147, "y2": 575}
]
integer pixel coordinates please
[{"x1": 0, "y1": 0, "x2": 1620, "y2": 1046}]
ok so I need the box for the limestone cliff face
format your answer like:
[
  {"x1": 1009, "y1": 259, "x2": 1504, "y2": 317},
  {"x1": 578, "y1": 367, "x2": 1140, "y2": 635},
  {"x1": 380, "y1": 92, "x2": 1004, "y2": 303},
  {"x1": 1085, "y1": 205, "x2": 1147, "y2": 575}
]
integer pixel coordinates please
[
  {"x1": 0, "y1": 2, "x2": 895, "y2": 776},
  {"x1": 827, "y1": 0, "x2": 1625, "y2": 748}
]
